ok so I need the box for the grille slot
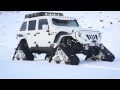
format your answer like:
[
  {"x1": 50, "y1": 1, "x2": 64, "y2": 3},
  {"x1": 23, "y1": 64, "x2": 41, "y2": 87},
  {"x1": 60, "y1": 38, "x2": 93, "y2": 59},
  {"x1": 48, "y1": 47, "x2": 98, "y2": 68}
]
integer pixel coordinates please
[{"x1": 86, "y1": 35, "x2": 98, "y2": 40}]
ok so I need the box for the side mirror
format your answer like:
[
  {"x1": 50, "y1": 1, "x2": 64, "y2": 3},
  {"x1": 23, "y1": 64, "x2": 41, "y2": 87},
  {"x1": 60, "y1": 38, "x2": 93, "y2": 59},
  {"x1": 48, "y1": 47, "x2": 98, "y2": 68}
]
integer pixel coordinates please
[{"x1": 42, "y1": 25, "x2": 49, "y2": 30}]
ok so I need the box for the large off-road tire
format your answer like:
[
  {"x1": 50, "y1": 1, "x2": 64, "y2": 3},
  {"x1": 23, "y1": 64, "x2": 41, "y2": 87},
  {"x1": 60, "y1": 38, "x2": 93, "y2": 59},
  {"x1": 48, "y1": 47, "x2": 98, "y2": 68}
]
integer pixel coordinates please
[
  {"x1": 101, "y1": 56, "x2": 114, "y2": 62},
  {"x1": 85, "y1": 46, "x2": 115, "y2": 62},
  {"x1": 13, "y1": 40, "x2": 34, "y2": 61},
  {"x1": 67, "y1": 55, "x2": 80, "y2": 65},
  {"x1": 51, "y1": 45, "x2": 80, "y2": 65}
]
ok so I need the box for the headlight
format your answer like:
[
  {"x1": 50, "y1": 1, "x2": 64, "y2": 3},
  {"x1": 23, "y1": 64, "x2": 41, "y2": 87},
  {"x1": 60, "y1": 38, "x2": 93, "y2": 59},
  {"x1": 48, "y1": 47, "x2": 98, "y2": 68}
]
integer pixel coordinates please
[{"x1": 78, "y1": 32, "x2": 84, "y2": 37}]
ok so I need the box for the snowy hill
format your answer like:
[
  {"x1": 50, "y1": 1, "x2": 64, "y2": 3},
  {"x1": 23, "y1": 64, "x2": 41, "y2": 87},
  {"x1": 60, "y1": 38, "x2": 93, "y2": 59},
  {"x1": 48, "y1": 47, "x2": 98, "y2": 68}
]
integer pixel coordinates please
[{"x1": 0, "y1": 11, "x2": 120, "y2": 79}]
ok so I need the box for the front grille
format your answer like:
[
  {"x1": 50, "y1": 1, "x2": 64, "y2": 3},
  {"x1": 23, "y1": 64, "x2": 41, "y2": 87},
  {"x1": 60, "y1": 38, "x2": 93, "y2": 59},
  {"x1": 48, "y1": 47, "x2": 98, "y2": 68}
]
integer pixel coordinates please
[{"x1": 86, "y1": 35, "x2": 98, "y2": 40}]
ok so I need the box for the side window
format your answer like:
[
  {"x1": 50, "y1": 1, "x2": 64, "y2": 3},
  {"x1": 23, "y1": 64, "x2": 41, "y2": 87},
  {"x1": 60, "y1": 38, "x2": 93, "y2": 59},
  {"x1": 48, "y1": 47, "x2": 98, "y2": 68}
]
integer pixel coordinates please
[
  {"x1": 28, "y1": 20, "x2": 36, "y2": 30},
  {"x1": 20, "y1": 22, "x2": 27, "y2": 31},
  {"x1": 38, "y1": 19, "x2": 48, "y2": 30}
]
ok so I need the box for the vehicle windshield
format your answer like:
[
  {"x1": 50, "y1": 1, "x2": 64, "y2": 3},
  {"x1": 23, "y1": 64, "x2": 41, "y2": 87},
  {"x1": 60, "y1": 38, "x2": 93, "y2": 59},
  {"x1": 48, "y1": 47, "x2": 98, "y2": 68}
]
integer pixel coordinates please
[{"x1": 52, "y1": 18, "x2": 79, "y2": 27}]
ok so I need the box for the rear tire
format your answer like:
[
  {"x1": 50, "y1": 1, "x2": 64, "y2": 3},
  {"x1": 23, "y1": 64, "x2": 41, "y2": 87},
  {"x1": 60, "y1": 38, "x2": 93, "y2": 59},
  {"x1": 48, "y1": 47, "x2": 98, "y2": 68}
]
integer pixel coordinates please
[
  {"x1": 13, "y1": 40, "x2": 34, "y2": 61},
  {"x1": 20, "y1": 40, "x2": 34, "y2": 61},
  {"x1": 22, "y1": 47, "x2": 34, "y2": 61}
]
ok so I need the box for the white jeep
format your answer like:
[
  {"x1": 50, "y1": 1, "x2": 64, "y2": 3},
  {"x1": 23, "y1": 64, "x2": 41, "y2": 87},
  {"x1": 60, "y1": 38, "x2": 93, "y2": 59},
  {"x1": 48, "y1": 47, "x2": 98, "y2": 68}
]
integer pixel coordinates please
[{"x1": 12, "y1": 12, "x2": 115, "y2": 65}]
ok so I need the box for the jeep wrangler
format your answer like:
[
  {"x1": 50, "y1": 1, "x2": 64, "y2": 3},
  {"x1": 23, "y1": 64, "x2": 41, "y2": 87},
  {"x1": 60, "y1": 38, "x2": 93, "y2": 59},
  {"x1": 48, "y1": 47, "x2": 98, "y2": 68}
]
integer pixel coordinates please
[{"x1": 12, "y1": 12, "x2": 115, "y2": 65}]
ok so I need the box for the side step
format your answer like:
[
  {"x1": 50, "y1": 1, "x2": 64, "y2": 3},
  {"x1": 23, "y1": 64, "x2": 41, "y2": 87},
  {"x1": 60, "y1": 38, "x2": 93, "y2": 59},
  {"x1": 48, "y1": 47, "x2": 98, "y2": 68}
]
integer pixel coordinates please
[{"x1": 50, "y1": 45, "x2": 80, "y2": 65}]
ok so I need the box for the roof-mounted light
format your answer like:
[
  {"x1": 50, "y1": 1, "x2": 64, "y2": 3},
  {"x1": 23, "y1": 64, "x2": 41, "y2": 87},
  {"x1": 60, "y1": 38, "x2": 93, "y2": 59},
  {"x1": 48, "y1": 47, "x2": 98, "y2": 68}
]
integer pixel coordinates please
[{"x1": 25, "y1": 12, "x2": 64, "y2": 19}]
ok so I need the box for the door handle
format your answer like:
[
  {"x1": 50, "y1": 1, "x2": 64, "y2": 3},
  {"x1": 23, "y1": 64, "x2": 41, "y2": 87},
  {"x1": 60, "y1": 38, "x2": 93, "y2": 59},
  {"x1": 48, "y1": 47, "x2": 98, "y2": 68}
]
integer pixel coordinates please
[
  {"x1": 36, "y1": 32, "x2": 40, "y2": 34},
  {"x1": 27, "y1": 33, "x2": 31, "y2": 35}
]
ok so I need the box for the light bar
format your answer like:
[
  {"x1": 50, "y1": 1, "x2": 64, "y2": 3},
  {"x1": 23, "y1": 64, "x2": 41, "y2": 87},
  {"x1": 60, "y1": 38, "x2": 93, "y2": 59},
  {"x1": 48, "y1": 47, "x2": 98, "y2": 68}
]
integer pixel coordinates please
[{"x1": 25, "y1": 12, "x2": 64, "y2": 19}]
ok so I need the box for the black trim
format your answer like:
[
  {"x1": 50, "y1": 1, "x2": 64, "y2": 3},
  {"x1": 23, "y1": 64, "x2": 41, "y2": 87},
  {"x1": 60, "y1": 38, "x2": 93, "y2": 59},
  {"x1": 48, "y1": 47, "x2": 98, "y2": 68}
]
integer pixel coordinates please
[
  {"x1": 54, "y1": 32, "x2": 68, "y2": 43},
  {"x1": 30, "y1": 47, "x2": 54, "y2": 54}
]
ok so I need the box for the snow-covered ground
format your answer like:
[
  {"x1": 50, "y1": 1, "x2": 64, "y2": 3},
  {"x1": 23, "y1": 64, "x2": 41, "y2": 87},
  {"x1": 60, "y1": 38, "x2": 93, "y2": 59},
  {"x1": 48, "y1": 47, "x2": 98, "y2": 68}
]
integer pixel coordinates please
[{"x1": 0, "y1": 11, "x2": 120, "y2": 79}]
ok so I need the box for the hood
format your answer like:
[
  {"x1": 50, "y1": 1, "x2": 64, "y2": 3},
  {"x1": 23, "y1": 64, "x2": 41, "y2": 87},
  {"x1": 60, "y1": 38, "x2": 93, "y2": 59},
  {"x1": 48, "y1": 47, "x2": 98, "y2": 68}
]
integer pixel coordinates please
[{"x1": 51, "y1": 26, "x2": 100, "y2": 33}]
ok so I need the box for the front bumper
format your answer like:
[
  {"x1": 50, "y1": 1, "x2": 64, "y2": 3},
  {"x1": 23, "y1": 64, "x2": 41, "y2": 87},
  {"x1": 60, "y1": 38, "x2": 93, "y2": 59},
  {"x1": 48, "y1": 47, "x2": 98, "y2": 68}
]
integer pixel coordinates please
[{"x1": 83, "y1": 43, "x2": 104, "y2": 50}]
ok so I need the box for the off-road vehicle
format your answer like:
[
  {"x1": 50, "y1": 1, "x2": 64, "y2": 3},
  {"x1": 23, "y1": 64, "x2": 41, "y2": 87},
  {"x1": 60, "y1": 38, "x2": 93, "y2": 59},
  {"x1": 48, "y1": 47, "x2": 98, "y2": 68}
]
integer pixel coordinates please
[{"x1": 12, "y1": 12, "x2": 115, "y2": 65}]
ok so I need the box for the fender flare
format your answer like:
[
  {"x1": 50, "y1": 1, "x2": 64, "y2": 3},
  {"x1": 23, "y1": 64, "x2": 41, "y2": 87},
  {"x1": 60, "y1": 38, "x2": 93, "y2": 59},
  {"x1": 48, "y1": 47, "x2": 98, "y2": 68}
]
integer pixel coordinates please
[{"x1": 54, "y1": 31, "x2": 68, "y2": 43}]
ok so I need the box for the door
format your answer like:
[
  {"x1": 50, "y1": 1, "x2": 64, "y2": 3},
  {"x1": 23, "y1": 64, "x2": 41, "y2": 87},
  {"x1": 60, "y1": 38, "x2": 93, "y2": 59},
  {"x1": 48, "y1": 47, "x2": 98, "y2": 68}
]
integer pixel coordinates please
[
  {"x1": 35, "y1": 18, "x2": 51, "y2": 47},
  {"x1": 26, "y1": 20, "x2": 37, "y2": 48}
]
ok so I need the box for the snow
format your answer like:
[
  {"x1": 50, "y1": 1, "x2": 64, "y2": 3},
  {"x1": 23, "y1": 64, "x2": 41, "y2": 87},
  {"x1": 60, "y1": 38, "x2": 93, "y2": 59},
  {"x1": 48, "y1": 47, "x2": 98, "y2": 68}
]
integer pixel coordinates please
[
  {"x1": 0, "y1": 11, "x2": 120, "y2": 79},
  {"x1": 1, "y1": 58, "x2": 120, "y2": 79}
]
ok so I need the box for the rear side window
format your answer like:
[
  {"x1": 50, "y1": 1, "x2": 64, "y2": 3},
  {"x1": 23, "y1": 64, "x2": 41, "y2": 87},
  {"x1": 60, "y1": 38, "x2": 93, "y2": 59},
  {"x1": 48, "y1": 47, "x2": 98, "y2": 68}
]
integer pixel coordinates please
[
  {"x1": 20, "y1": 22, "x2": 27, "y2": 31},
  {"x1": 28, "y1": 20, "x2": 36, "y2": 30},
  {"x1": 38, "y1": 19, "x2": 48, "y2": 30}
]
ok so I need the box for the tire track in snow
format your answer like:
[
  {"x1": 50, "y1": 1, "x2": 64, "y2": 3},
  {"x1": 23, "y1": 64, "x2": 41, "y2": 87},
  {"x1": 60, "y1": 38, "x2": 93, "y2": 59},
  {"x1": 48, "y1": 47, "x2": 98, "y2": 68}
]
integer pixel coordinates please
[
  {"x1": 81, "y1": 64, "x2": 120, "y2": 71},
  {"x1": 35, "y1": 60, "x2": 120, "y2": 71}
]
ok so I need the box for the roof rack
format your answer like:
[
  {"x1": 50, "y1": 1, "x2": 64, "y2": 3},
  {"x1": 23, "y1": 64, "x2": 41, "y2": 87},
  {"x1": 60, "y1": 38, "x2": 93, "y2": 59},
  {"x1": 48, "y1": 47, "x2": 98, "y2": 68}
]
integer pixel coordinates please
[{"x1": 25, "y1": 12, "x2": 64, "y2": 19}]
